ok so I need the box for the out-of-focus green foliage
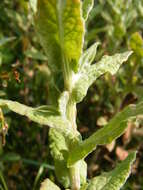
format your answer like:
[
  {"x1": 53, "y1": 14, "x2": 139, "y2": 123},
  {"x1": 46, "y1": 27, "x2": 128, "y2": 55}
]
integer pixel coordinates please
[
  {"x1": 0, "y1": 1, "x2": 54, "y2": 189},
  {"x1": 78, "y1": 1, "x2": 143, "y2": 189},
  {"x1": 81, "y1": 0, "x2": 143, "y2": 125},
  {"x1": 86, "y1": 0, "x2": 143, "y2": 51}
]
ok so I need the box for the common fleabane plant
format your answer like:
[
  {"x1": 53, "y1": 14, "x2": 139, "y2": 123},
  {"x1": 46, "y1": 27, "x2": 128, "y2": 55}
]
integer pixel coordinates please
[{"x1": 0, "y1": 0, "x2": 142, "y2": 190}]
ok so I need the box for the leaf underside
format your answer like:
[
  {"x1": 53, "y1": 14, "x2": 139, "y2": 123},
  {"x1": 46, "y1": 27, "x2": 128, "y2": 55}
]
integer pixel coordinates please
[
  {"x1": 0, "y1": 99, "x2": 71, "y2": 132},
  {"x1": 87, "y1": 152, "x2": 136, "y2": 190},
  {"x1": 49, "y1": 127, "x2": 87, "y2": 188},
  {"x1": 78, "y1": 42, "x2": 100, "y2": 71},
  {"x1": 40, "y1": 178, "x2": 61, "y2": 190},
  {"x1": 49, "y1": 128, "x2": 70, "y2": 188},
  {"x1": 68, "y1": 101, "x2": 143, "y2": 166},
  {"x1": 72, "y1": 51, "x2": 132, "y2": 103},
  {"x1": 82, "y1": 0, "x2": 94, "y2": 20}
]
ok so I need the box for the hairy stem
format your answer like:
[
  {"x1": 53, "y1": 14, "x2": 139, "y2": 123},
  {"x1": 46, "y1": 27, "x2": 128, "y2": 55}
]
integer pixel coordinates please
[
  {"x1": 69, "y1": 163, "x2": 80, "y2": 190},
  {"x1": 62, "y1": 51, "x2": 80, "y2": 189},
  {"x1": 67, "y1": 99, "x2": 77, "y2": 131},
  {"x1": 66, "y1": 99, "x2": 81, "y2": 190}
]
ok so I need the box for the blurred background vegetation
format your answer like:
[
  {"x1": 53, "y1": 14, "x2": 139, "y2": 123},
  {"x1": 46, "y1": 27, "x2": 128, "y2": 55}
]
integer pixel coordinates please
[{"x1": 0, "y1": 0, "x2": 143, "y2": 189}]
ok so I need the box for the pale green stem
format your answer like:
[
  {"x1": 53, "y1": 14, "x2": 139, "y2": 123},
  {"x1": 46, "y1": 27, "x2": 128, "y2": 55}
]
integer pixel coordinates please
[
  {"x1": 66, "y1": 99, "x2": 81, "y2": 190},
  {"x1": 67, "y1": 99, "x2": 77, "y2": 132},
  {"x1": 69, "y1": 163, "x2": 80, "y2": 190},
  {"x1": 62, "y1": 49, "x2": 80, "y2": 189}
]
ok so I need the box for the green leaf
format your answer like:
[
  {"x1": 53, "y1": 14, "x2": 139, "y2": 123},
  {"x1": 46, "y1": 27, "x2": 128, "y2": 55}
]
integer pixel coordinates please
[
  {"x1": 68, "y1": 101, "x2": 143, "y2": 166},
  {"x1": 87, "y1": 152, "x2": 136, "y2": 190},
  {"x1": 34, "y1": 0, "x2": 84, "y2": 72},
  {"x1": 40, "y1": 178, "x2": 61, "y2": 190},
  {"x1": 49, "y1": 128, "x2": 70, "y2": 188},
  {"x1": 72, "y1": 51, "x2": 132, "y2": 103},
  {"x1": 82, "y1": 0, "x2": 94, "y2": 20},
  {"x1": 49, "y1": 128, "x2": 87, "y2": 188},
  {"x1": 0, "y1": 99, "x2": 71, "y2": 132},
  {"x1": 78, "y1": 42, "x2": 100, "y2": 71}
]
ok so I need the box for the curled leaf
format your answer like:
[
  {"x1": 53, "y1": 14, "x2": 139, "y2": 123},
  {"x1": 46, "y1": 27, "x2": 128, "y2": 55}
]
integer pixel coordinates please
[
  {"x1": 72, "y1": 51, "x2": 132, "y2": 103},
  {"x1": 82, "y1": 0, "x2": 94, "y2": 20}
]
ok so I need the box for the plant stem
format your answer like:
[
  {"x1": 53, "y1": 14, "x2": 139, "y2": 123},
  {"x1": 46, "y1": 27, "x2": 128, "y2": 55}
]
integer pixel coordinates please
[
  {"x1": 69, "y1": 163, "x2": 80, "y2": 190},
  {"x1": 67, "y1": 99, "x2": 77, "y2": 131},
  {"x1": 62, "y1": 55, "x2": 80, "y2": 189},
  {"x1": 66, "y1": 99, "x2": 81, "y2": 190}
]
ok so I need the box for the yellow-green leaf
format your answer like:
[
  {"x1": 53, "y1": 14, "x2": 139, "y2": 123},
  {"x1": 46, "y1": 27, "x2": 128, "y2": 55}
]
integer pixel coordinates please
[{"x1": 35, "y1": 0, "x2": 84, "y2": 72}]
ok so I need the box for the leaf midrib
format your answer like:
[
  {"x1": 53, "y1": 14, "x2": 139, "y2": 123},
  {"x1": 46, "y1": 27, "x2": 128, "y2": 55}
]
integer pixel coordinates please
[{"x1": 56, "y1": 0, "x2": 71, "y2": 87}]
